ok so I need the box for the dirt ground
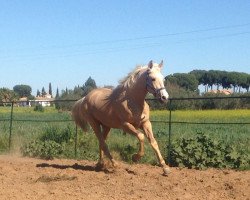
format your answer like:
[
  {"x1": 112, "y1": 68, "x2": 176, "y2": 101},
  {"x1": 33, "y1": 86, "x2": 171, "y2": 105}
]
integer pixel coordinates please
[{"x1": 0, "y1": 155, "x2": 249, "y2": 200}]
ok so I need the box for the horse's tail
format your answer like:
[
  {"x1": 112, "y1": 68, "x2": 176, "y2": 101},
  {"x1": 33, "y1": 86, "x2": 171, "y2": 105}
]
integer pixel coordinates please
[{"x1": 72, "y1": 97, "x2": 89, "y2": 132}]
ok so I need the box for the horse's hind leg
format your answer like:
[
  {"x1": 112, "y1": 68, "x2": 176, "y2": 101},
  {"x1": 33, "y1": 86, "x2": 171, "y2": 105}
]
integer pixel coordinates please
[
  {"x1": 97, "y1": 125, "x2": 111, "y2": 167},
  {"x1": 89, "y1": 120, "x2": 117, "y2": 167}
]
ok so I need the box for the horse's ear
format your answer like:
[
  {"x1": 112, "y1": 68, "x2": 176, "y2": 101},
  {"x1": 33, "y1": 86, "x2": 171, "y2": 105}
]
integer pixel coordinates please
[
  {"x1": 148, "y1": 60, "x2": 153, "y2": 69},
  {"x1": 159, "y1": 60, "x2": 164, "y2": 69}
]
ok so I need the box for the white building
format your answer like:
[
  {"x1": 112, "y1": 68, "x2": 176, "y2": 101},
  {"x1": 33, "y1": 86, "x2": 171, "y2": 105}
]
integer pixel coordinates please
[{"x1": 34, "y1": 93, "x2": 54, "y2": 107}]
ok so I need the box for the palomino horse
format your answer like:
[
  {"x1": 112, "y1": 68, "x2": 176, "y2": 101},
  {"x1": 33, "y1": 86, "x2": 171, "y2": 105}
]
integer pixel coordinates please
[{"x1": 72, "y1": 60, "x2": 170, "y2": 175}]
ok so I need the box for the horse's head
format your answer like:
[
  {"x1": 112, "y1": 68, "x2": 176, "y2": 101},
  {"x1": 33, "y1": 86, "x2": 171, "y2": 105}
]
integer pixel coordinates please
[{"x1": 146, "y1": 60, "x2": 169, "y2": 103}]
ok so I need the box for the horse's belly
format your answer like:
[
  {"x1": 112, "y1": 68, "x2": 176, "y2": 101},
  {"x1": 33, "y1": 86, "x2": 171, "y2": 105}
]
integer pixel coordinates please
[
  {"x1": 85, "y1": 90, "x2": 121, "y2": 128},
  {"x1": 91, "y1": 106, "x2": 120, "y2": 128}
]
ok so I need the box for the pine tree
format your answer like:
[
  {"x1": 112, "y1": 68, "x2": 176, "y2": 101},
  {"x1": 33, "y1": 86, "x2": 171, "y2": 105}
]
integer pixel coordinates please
[
  {"x1": 55, "y1": 87, "x2": 60, "y2": 110},
  {"x1": 41, "y1": 87, "x2": 46, "y2": 97},
  {"x1": 56, "y1": 87, "x2": 59, "y2": 98},
  {"x1": 36, "y1": 89, "x2": 41, "y2": 97},
  {"x1": 49, "y1": 83, "x2": 52, "y2": 97},
  {"x1": 82, "y1": 76, "x2": 97, "y2": 96}
]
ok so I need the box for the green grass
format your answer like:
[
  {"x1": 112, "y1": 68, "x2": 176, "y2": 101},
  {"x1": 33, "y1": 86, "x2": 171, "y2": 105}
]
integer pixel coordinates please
[{"x1": 0, "y1": 106, "x2": 249, "y2": 168}]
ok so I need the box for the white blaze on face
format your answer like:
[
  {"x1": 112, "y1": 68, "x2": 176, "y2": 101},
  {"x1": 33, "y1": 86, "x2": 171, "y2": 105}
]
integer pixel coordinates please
[
  {"x1": 147, "y1": 60, "x2": 169, "y2": 102},
  {"x1": 159, "y1": 74, "x2": 169, "y2": 100},
  {"x1": 155, "y1": 72, "x2": 169, "y2": 101},
  {"x1": 160, "y1": 88, "x2": 169, "y2": 100}
]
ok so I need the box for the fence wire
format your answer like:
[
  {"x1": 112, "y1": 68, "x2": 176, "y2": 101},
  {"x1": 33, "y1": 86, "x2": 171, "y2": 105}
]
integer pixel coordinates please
[{"x1": 0, "y1": 96, "x2": 249, "y2": 164}]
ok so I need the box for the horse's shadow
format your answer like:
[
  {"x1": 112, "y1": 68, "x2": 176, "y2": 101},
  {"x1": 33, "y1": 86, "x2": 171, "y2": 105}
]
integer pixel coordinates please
[{"x1": 36, "y1": 162, "x2": 103, "y2": 172}]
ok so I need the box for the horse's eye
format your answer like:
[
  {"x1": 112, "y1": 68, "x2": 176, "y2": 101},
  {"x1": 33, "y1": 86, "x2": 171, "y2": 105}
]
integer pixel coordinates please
[{"x1": 151, "y1": 78, "x2": 156, "y2": 81}]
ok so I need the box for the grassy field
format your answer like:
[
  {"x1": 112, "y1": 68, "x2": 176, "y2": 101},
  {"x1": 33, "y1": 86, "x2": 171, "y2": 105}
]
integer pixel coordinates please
[{"x1": 0, "y1": 106, "x2": 249, "y2": 167}]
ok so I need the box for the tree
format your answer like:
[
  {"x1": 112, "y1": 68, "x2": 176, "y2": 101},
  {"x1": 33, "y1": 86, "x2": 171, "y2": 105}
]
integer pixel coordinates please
[
  {"x1": 57, "y1": 88, "x2": 82, "y2": 110},
  {"x1": 82, "y1": 76, "x2": 97, "y2": 96},
  {"x1": 55, "y1": 87, "x2": 60, "y2": 110},
  {"x1": 41, "y1": 87, "x2": 46, "y2": 97},
  {"x1": 0, "y1": 88, "x2": 17, "y2": 105},
  {"x1": 245, "y1": 75, "x2": 250, "y2": 92},
  {"x1": 13, "y1": 84, "x2": 32, "y2": 98},
  {"x1": 165, "y1": 75, "x2": 178, "y2": 85},
  {"x1": 190, "y1": 70, "x2": 207, "y2": 85},
  {"x1": 216, "y1": 71, "x2": 227, "y2": 90},
  {"x1": 221, "y1": 72, "x2": 231, "y2": 89},
  {"x1": 208, "y1": 70, "x2": 220, "y2": 90},
  {"x1": 73, "y1": 86, "x2": 83, "y2": 96},
  {"x1": 56, "y1": 87, "x2": 59, "y2": 98},
  {"x1": 227, "y1": 72, "x2": 241, "y2": 92},
  {"x1": 238, "y1": 73, "x2": 248, "y2": 93},
  {"x1": 36, "y1": 90, "x2": 41, "y2": 97},
  {"x1": 203, "y1": 72, "x2": 215, "y2": 91},
  {"x1": 49, "y1": 82, "x2": 52, "y2": 97},
  {"x1": 165, "y1": 73, "x2": 198, "y2": 92}
]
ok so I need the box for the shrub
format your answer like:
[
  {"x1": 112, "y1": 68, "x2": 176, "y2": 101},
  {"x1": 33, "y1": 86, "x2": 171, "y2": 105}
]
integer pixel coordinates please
[
  {"x1": 34, "y1": 104, "x2": 45, "y2": 112},
  {"x1": 40, "y1": 125, "x2": 73, "y2": 144},
  {"x1": 21, "y1": 140, "x2": 63, "y2": 160},
  {"x1": 21, "y1": 125, "x2": 73, "y2": 159},
  {"x1": 168, "y1": 132, "x2": 250, "y2": 169}
]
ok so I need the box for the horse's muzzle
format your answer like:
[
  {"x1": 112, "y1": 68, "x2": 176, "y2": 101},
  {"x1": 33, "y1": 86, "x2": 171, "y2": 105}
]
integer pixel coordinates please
[{"x1": 158, "y1": 95, "x2": 168, "y2": 104}]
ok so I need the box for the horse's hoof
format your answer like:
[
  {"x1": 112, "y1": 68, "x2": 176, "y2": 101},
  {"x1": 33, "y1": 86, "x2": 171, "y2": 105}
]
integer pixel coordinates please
[
  {"x1": 112, "y1": 160, "x2": 119, "y2": 168},
  {"x1": 132, "y1": 154, "x2": 141, "y2": 162},
  {"x1": 95, "y1": 161, "x2": 105, "y2": 170},
  {"x1": 162, "y1": 167, "x2": 171, "y2": 176}
]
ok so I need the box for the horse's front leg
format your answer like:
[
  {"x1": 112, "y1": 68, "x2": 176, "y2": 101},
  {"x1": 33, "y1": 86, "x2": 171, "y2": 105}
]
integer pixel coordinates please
[
  {"x1": 122, "y1": 122, "x2": 145, "y2": 162},
  {"x1": 142, "y1": 120, "x2": 171, "y2": 175}
]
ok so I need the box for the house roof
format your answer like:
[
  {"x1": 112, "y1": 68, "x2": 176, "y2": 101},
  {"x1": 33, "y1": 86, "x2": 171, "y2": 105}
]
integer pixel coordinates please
[
  {"x1": 35, "y1": 96, "x2": 55, "y2": 101},
  {"x1": 19, "y1": 97, "x2": 28, "y2": 101}
]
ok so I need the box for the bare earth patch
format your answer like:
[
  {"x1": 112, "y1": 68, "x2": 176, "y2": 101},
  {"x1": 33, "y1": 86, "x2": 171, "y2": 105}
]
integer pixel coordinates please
[{"x1": 0, "y1": 155, "x2": 249, "y2": 200}]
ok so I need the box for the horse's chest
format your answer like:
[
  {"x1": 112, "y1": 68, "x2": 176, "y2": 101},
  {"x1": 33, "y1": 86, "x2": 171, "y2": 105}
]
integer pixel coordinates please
[
  {"x1": 119, "y1": 100, "x2": 148, "y2": 127},
  {"x1": 125, "y1": 112, "x2": 146, "y2": 128}
]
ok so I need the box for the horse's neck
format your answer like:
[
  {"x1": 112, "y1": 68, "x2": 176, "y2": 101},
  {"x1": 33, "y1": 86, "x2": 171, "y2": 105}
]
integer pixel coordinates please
[
  {"x1": 125, "y1": 72, "x2": 148, "y2": 106},
  {"x1": 111, "y1": 70, "x2": 147, "y2": 107}
]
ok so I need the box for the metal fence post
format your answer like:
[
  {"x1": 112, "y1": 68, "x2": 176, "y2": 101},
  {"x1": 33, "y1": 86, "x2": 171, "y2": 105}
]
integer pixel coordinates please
[
  {"x1": 75, "y1": 125, "x2": 78, "y2": 158},
  {"x1": 167, "y1": 99, "x2": 172, "y2": 166},
  {"x1": 9, "y1": 102, "x2": 14, "y2": 151}
]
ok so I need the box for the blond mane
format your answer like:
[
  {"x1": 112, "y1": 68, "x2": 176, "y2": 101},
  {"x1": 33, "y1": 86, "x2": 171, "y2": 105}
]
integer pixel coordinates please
[{"x1": 119, "y1": 65, "x2": 147, "y2": 88}]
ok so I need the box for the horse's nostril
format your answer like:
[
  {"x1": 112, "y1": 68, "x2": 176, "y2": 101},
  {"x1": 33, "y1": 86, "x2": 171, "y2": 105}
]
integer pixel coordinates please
[{"x1": 162, "y1": 96, "x2": 167, "y2": 100}]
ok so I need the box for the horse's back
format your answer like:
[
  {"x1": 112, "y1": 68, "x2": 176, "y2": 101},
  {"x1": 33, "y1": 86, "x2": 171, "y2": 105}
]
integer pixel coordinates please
[
  {"x1": 82, "y1": 88, "x2": 122, "y2": 128},
  {"x1": 84, "y1": 88, "x2": 113, "y2": 112}
]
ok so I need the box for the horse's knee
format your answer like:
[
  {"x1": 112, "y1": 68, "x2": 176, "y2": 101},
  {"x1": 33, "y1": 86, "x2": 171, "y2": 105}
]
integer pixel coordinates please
[{"x1": 138, "y1": 132, "x2": 145, "y2": 141}]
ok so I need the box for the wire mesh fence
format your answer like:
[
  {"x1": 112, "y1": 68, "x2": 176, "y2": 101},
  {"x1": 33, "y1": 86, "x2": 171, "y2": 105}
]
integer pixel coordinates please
[{"x1": 0, "y1": 96, "x2": 249, "y2": 165}]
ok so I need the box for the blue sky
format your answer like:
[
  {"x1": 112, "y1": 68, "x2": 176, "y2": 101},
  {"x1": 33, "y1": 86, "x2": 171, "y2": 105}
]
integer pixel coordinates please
[{"x1": 0, "y1": 0, "x2": 250, "y2": 95}]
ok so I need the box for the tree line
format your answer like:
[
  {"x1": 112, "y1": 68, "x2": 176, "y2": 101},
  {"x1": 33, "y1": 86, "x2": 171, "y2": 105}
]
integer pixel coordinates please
[
  {"x1": 56, "y1": 72, "x2": 249, "y2": 110},
  {"x1": 166, "y1": 70, "x2": 250, "y2": 93},
  {"x1": 0, "y1": 83, "x2": 53, "y2": 105},
  {"x1": 148, "y1": 70, "x2": 250, "y2": 110},
  {"x1": 55, "y1": 77, "x2": 98, "y2": 110},
  {"x1": 1, "y1": 70, "x2": 249, "y2": 109}
]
